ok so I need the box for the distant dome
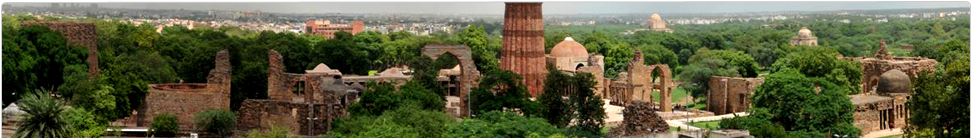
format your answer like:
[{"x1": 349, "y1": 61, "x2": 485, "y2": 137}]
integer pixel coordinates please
[
  {"x1": 877, "y1": 69, "x2": 911, "y2": 93},
  {"x1": 650, "y1": 13, "x2": 662, "y2": 21},
  {"x1": 550, "y1": 37, "x2": 589, "y2": 58},
  {"x1": 798, "y1": 27, "x2": 813, "y2": 38}
]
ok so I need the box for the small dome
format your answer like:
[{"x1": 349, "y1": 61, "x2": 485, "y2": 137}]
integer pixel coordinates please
[
  {"x1": 877, "y1": 69, "x2": 911, "y2": 93},
  {"x1": 550, "y1": 37, "x2": 590, "y2": 58},
  {"x1": 798, "y1": 27, "x2": 813, "y2": 37},
  {"x1": 650, "y1": 13, "x2": 662, "y2": 21}
]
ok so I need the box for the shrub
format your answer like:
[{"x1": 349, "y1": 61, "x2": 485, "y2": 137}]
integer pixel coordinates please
[
  {"x1": 13, "y1": 89, "x2": 72, "y2": 138},
  {"x1": 63, "y1": 107, "x2": 106, "y2": 138},
  {"x1": 194, "y1": 108, "x2": 237, "y2": 136},
  {"x1": 150, "y1": 112, "x2": 179, "y2": 137}
]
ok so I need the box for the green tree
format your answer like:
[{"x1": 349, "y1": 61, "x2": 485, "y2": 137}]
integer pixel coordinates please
[
  {"x1": 13, "y1": 89, "x2": 72, "y2": 138},
  {"x1": 538, "y1": 65, "x2": 573, "y2": 128},
  {"x1": 770, "y1": 47, "x2": 862, "y2": 94},
  {"x1": 2, "y1": 25, "x2": 89, "y2": 106},
  {"x1": 730, "y1": 69, "x2": 859, "y2": 137},
  {"x1": 906, "y1": 54, "x2": 970, "y2": 138},
  {"x1": 445, "y1": 111, "x2": 564, "y2": 138},
  {"x1": 470, "y1": 70, "x2": 537, "y2": 116},
  {"x1": 677, "y1": 48, "x2": 759, "y2": 98},
  {"x1": 567, "y1": 73, "x2": 606, "y2": 137}
]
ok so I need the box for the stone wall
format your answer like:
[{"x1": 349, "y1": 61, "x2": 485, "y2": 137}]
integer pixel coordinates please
[
  {"x1": 24, "y1": 22, "x2": 99, "y2": 76},
  {"x1": 501, "y1": 2, "x2": 547, "y2": 97},
  {"x1": 137, "y1": 50, "x2": 231, "y2": 130},
  {"x1": 850, "y1": 57, "x2": 936, "y2": 94},
  {"x1": 421, "y1": 44, "x2": 481, "y2": 117},
  {"x1": 140, "y1": 84, "x2": 231, "y2": 129},
  {"x1": 707, "y1": 76, "x2": 764, "y2": 115},
  {"x1": 236, "y1": 99, "x2": 344, "y2": 136},
  {"x1": 852, "y1": 98, "x2": 894, "y2": 134}
]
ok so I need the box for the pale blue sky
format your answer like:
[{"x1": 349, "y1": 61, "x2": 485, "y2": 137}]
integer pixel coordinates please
[{"x1": 6, "y1": 2, "x2": 970, "y2": 14}]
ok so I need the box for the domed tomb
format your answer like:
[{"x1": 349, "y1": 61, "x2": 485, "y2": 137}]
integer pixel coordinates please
[
  {"x1": 547, "y1": 37, "x2": 590, "y2": 72},
  {"x1": 790, "y1": 27, "x2": 818, "y2": 46},
  {"x1": 798, "y1": 27, "x2": 813, "y2": 38},
  {"x1": 550, "y1": 37, "x2": 590, "y2": 58},
  {"x1": 877, "y1": 69, "x2": 911, "y2": 93}
]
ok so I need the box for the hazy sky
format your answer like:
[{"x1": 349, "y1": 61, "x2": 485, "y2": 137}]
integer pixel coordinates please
[{"x1": 7, "y1": 2, "x2": 970, "y2": 14}]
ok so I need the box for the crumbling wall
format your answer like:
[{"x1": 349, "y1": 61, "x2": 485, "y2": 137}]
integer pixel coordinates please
[
  {"x1": 141, "y1": 84, "x2": 231, "y2": 129},
  {"x1": 137, "y1": 50, "x2": 231, "y2": 130},
  {"x1": 853, "y1": 100, "x2": 893, "y2": 134},
  {"x1": 708, "y1": 76, "x2": 764, "y2": 115},
  {"x1": 267, "y1": 50, "x2": 294, "y2": 101},
  {"x1": 605, "y1": 102, "x2": 669, "y2": 138},
  {"x1": 855, "y1": 57, "x2": 936, "y2": 94},
  {"x1": 236, "y1": 99, "x2": 343, "y2": 136},
  {"x1": 24, "y1": 22, "x2": 99, "y2": 76}
]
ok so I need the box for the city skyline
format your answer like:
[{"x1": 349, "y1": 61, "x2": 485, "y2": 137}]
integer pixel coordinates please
[{"x1": 5, "y1": 2, "x2": 971, "y2": 14}]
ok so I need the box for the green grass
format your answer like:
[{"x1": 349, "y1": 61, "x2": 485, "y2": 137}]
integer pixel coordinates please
[
  {"x1": 687, "y1": 120, "x2": 721, "y2": 130},
  {"x1": 652, "y1": 87, "x2": 689, "y2": 104},
  {"x1": 601, "y1": 126, "x2": 614, "y2": 134}
]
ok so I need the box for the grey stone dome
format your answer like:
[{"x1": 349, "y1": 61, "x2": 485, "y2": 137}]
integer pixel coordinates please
[{"x1": 877, "y1": 69, "x2": 911, "y2": 93}]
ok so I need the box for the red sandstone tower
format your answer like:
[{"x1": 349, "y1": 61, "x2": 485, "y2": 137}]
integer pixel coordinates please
[{"x1": 501, "y1": 2, "x2": 546, "y2": 97}]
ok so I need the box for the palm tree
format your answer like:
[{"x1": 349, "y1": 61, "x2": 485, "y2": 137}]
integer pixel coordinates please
[{"x1": 13, "y1": 89, "x2": 72, "y2": 138}]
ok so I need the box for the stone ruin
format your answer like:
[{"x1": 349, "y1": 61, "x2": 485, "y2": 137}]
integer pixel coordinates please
[
  {"x1": 236, "y1": 50, "x2": 361, "y2": 136},
  {"x1": 606, "y1": 102, "x2": 669, "y2": 138},
  {"x1": 116, "y1": 50, "x2": 232, "y2": 130},
  {"x1": 844, "y1": 40, "x2": 937, "y2": 94},
  {"x1": 707, "y1": 76, "x2": 764, "y2": 115},
  {"x1": 23, "y1": 22, "x2": 99, "y2": 77},
  {"x1": 603, "y1": 50, "x2": 677, "y2": 112}
]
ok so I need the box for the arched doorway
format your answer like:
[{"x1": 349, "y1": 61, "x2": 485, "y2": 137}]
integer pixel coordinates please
[
  {"x1": 646, "y1": 64, "x2": 675, "y2": 112},
  {"x1": 421, "y1": 44, "x2": 481, "y2": 117}
]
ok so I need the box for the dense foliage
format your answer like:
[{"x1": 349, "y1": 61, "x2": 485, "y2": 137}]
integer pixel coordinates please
[
  {"x1": 720, "y1": 69, "x2": 860, "y2": 137},
  {"x1": 194, "y1": 108, "x2": 238, "y2": 136},
  {"x1": 905, "y1": 49, "x2": 970, "y2": 138},
  {"x1": 677, "y1": 48, "x2": 759, "y2": 98},
  {"x1": 470, "y1": 70, "x2": 539, "y2": 116},
  {"x1": 150, "y1": 112, "x2": 180, "y2": 137}
]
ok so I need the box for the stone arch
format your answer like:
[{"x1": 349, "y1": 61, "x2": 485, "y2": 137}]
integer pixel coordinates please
[
  {"x1": 575, "y1": 63, "x2": 586, "y2": 71},
  {"x1": 421, "y1": 44, "x2": 481, "y2": 117},
  {"x1": 645, "y1": 64, "x2": 675, "y2": 112}
]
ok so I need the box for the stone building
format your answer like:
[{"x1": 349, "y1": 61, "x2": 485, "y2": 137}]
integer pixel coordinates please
[
  {"x1": 846, "y1": 40, "x2": 937, "y2": 94},
  {"x1": 23, "y1": 22, "x2": 99, "y2": 76},
  {"x1": 789, "y1": 27, "x2": 818, "y2": 46},
  {"x1": 598, "y1": 51, "x2": 676, "y2": 112},
  {"x1": 646, "y1": 13, "x2": 673, "y2": 33},
  {"x1": 237, "y1": 50, "x2": 364, "y2": 135},
  {"x1": 547, "y1": 37, "x2": 591, "y2": 72},
  {"x1": 847, "y1": 40, "x2": 934, "y2": 135},
  {"x1": 115, "y1": 50, "x2": 232, "y2": 130},
  {"x1": 707, "y1": 76, "x2": 764, "y2": 115},
  {"x1": 543, "y1": 37, "x2": 678, "y2": 112},
  {"x1": 501, "y1": 2, "x2": 548, "y2": 97},
  {"x1": 304, "y1": 19, "x2": 364, "y2": 38},
  {"x1": 851, "y1": 69, "x2": 912, "y2": 134}
]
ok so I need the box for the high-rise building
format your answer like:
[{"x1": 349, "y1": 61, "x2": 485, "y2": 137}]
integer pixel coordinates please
[
  {"x1": 501, "y1": 2, "x2": 547, "y2": 97},
  {"x1": 304, "y1": 20, "x2": 365, "y2": 38}
]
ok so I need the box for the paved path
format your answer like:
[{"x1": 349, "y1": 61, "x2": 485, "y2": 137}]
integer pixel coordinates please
[
  {"x1": 862, "y1": 128, "x2": 903, "y2": 138},
  {"x1": 665, "y1": 112, "x2": 748, "y2": 131}
]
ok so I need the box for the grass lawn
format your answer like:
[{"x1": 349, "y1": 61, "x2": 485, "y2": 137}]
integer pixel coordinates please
[
  {"x1": 652, "y1": 87, "x2": 689, "y2": 103},
  {"x1": 687, "y1": 120, "x2": 721, "y2": 130}
]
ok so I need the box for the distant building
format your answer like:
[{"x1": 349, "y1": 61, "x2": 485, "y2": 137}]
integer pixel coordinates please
[
  {"x1": 789, "y1": 27, "x2": 818, "y2": 46},
  {"x1": 646, "y1": 13, "x2": 673, "y2": 33},
  {"x1": 304, "y1": 20, "x2": 364, "y2": 38}
]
